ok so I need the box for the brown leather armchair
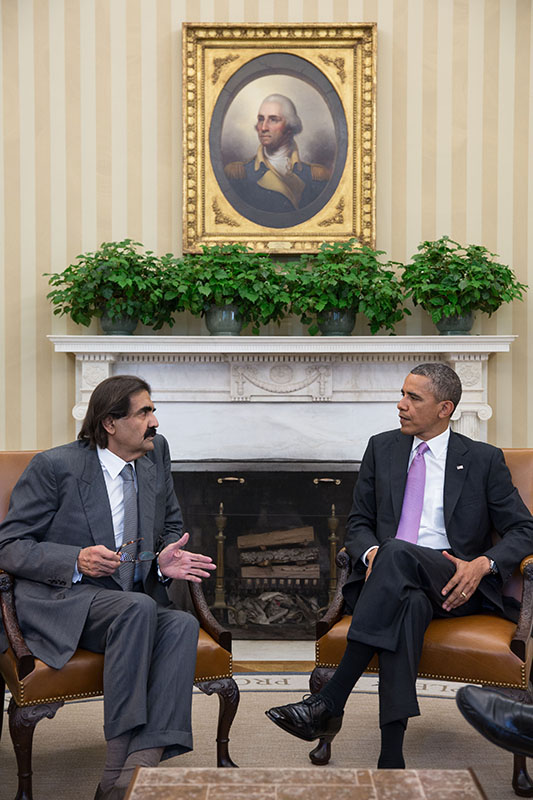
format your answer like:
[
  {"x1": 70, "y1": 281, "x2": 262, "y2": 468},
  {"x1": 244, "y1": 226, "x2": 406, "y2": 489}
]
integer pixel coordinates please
[
  {"x1": 0, "y1": 451, "x2": 240, "y2": 800},
  {"x1": 310, "y1": 448, "x2": 533, "y2": 797}
]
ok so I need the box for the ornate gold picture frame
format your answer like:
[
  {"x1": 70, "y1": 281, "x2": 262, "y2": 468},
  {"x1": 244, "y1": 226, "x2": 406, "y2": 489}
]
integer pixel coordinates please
[{"x1": 182, "y1": 23, "x2": 376, "y2": 253}]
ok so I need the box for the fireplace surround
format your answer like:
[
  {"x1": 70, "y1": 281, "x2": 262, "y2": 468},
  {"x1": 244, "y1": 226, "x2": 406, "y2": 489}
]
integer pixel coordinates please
[{"x1": 49, "y1": 334, "x2": 513, "y2": 461}]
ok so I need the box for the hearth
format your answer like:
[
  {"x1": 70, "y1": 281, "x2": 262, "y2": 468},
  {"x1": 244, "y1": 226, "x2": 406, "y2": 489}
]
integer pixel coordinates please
[{"x1": 172, "y1": 460, "x2": 359, "y2": 639}]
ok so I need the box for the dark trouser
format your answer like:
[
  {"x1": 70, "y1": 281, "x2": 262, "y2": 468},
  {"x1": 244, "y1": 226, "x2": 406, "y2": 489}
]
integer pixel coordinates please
[
  {"x1": 347, "y1": 538, "x2": 485, "y2": 726},
  {"x1": 78, "y1": 588, "x2": 199, "y2": 760}
]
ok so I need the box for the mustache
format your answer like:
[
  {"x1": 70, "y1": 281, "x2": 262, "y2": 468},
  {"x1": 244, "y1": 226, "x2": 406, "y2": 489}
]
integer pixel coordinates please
[{"x1": 144, "y1": 427, "x2": 157, "y2": 439}]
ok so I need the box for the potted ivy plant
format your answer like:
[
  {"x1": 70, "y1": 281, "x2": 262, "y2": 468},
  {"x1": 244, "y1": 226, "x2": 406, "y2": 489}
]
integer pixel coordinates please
[
  {"x1": 401, "y1": 236, "x2": 527, "y2": 334},
  {"x1": 46, "y1": 239, "x2": 181, "y2": 334},
  {"x1": 177, "y1": 243, "x2": 290, "y2": 335},
  {"x1": 288, "y1": 239, "x2": 408, "y2": 335}
]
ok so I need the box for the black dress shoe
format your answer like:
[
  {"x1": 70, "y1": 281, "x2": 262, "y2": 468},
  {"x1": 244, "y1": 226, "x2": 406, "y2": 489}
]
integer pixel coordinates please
[
  {"x1": 456, "y1": 685, "x2": 533, "y2": 758},
  {"x1": 265, "y1": 694, "x2": 343, "y2": 742},
  {"x1": 94, "y1": 785, "x2": 126, "y2": 800}
]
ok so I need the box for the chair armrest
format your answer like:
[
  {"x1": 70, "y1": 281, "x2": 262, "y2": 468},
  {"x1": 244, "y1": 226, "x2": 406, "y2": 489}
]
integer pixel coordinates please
[
  {"x1": 188, "y1": 581, "x2": 232, "y2": 653},
  {"x1": 0, "y1": 569, "x2": 35, "y2": 679},
  {"x1": 316, "y1": 549, "x2": 352, "y2": 639},
  {"x1": 510, "y1": 555, "x2": 533, "y2": 661}
]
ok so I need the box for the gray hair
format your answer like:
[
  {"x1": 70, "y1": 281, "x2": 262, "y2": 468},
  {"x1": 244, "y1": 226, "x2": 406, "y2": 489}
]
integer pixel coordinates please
[
  {"x1": 410, "y1": 363, "x2": 462, "y2": 410},
  {"x1": 259, "y1": 94, "x2": 303, "y2": 136}
]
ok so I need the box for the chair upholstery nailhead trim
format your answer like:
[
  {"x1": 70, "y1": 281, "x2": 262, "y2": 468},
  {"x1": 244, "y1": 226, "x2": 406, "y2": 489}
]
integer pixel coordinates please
[
  {"x1": 13, "y1": 675, "x2": 234, "y2": 705},
  {"x1": 194, "y1": 672, "x2": 233, "y2": 683},
  {"x1": 16, "y1": 688, "x2": 103, "y2": 707},
  {"x1": 315, "y1": 659, "x2": 528, "y2": 689}
]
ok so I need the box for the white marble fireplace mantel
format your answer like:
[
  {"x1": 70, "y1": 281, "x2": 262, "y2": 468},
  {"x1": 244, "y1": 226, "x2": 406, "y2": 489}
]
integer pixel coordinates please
[{"x1": 49, "y1": 334, "x2": 515, "y2": 462}]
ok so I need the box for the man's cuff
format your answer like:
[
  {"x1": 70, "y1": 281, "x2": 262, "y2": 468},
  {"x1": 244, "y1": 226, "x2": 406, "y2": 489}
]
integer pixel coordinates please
[
  {"x1": 72, "y1": 559, "x2": 83, "y2": 584},
  {"x1": 362, "y1": 545, "x2": 379, "y2": 567},
  {"x1": 157, "y1": 558, "x2": 172, "y2": 585}
]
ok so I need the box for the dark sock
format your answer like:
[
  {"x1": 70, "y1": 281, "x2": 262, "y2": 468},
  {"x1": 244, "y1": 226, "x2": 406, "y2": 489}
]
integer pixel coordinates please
[
  {"x1": 114, "y1": 746, "x2": 165, "y2": 789},
  {"x1": 318, "y1": 640, "x2": 376, "y2": 716},
  {"x1": 99, "y1": 732, "x2": 131, "y2": 792},
  {"x1": 377, "y1": 719, "x2": 407, "y2": 769}
]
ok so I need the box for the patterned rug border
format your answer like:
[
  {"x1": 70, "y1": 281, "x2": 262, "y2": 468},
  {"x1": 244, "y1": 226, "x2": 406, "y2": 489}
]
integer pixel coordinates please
[{"x1": 4, "y1": 672, "x2": 470, "y2": 711}]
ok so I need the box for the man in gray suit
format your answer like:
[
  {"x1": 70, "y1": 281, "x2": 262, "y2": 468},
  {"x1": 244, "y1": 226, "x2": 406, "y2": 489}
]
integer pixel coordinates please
[
  {"x1": 0, "y1": 375, "x2": 215, "y2": 800},
  {"x1": 267, "y1": 363, "x2": 533, "y2": 769}
]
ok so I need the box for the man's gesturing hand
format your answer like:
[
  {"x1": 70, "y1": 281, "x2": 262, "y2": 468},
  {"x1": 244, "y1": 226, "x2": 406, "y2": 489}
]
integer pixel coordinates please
[
  {"x1": 158, "y1": 532, "x2": 216, "y2": 583},
  {"x1": 77, "y1": 545, "x2": 121, "y2": 577},
  {"x1": 441, "y1": 551, "x2": 491, "y2": 611}
]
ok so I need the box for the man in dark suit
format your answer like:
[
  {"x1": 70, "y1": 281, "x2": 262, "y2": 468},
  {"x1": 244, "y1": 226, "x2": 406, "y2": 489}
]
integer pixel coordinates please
[
  {"x1": 0, "y1": 375, "x2": 215, "y2": 800},
  {"x1": 267, "y1": 363, "x2": 533, "y2": 769}
]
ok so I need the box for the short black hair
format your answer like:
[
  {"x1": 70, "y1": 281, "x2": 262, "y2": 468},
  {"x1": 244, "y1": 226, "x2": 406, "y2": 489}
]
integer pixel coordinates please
[
  {"x1": 410, "y1": 363, "x2": 462, "y2": 410},
  {"x1": 78, "y1": 375, "x2": 151, "y2": 449}
]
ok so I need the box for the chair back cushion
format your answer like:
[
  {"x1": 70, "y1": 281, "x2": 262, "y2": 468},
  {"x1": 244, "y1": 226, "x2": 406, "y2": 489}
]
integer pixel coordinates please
[
  {"x1": 497, "y1": 449, "x2": 533, "y2": 603},
  {"x1": 0, "y1": 451, "x2": 40, "y2": 521},
  {"x1": 501, "y1": 449, "x2": 533, "y2": 513}
]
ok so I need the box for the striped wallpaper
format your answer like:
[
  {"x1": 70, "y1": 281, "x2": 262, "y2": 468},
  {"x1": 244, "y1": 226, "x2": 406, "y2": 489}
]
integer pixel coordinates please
[{"x1": 1, "y1": 0, "x2": 531, "y2": 450}]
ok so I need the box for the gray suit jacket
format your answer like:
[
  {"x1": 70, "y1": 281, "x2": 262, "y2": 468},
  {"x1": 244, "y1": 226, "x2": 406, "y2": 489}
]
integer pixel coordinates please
[
  {"x1": 0, "y1": 434, "x2": 183, "y2": 668},
  {"x1": 343, "y1": 429, "x2": 533, "y2": 616}
]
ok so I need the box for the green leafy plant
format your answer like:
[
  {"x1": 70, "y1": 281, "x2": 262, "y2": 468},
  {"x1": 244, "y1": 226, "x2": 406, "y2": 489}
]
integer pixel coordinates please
[
  {"x1": 288, "y1": 239, "x2": 408, "y2": 335},
  {"x1": 177, "y1": 243, "x2": 291, "y2": 334},
  {"x1": 401, "y1": 236, "x2": 527, "y2": 324},
  {"x1": 45, "y1": 239, "x2": 182, "y2": 330}
]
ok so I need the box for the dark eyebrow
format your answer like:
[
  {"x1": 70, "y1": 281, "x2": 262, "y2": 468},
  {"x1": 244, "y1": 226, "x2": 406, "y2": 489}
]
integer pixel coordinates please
[
  {"x1": 400, "y1": 390, "x2": 422, "y2": 401},
  {"x1": 136, "y1": 405, "x2": 156, "y2": 415}
]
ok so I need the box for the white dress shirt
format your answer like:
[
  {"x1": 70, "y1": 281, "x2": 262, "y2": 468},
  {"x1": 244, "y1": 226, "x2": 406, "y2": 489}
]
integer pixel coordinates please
[
  {"x1": 362, "y1": 426, "x2": 451, "y2": 564},
  {"x1": 409, "y1": 427, "x2": 451, "y2": 550},
  {"x1": 72, "y1": 447, "x2": 137, "y2": 583},
  {"x1": 97, "y1": 446, "x2": 137, "y2": 550}
]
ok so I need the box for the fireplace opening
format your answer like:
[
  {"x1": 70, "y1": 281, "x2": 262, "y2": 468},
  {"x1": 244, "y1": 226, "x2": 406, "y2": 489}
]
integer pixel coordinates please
[{"x1": 172, "y1": 460, "x2": 359, "y2": 639}]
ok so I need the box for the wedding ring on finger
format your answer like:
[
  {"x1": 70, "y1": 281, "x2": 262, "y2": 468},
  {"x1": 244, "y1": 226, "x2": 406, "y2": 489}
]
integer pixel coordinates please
[{"x1": 460, "y1": 591, "x2": 468, "y2": 599}]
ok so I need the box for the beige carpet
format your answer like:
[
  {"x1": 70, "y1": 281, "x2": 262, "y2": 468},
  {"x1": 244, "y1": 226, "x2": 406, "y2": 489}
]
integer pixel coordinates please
[{"x1": 0, "y1": 677, "x2": 525, "y2": 800}]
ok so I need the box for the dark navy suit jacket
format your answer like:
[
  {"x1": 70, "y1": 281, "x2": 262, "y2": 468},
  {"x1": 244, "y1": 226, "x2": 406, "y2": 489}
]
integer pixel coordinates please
[{"x1": 343, "y1": 429, "x2": 533, "y2": 617}]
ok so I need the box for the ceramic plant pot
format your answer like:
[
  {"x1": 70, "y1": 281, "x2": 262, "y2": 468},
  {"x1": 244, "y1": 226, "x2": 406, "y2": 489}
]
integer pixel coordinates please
[
  {"x1": 204, "y1": 304, "x2": 243, "y2": 336},
  {"x1": 435, "y1": 312, "x2": 474, "y2": 336},
  {"x1": 316, "y1": 308, "x2": 356, "y2": 336}
]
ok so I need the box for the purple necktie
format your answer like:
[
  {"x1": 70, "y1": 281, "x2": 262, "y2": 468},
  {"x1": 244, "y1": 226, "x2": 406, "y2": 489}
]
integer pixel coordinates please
[{"x1": 396, "y1": 442, "x2": 429, "y2": 544}]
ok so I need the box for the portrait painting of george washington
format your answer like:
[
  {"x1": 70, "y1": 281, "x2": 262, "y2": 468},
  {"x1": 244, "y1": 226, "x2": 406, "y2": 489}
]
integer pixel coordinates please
[
  {"x1": 183, "y1": 23, "x2": 376, "y2": 252},
  {"x1": 209, "y1": 54, "x2": 348, "y2": 229}
]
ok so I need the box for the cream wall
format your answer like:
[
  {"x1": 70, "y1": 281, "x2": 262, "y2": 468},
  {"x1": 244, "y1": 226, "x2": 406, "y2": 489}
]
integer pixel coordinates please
[{"x1": 1, "y1": 0, "x2": 532, "y2": 450}]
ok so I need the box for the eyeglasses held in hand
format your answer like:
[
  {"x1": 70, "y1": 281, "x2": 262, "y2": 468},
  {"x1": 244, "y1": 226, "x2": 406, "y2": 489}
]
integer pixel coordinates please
[{"x1": 116, "y1": 538, "x2": 157, "y2": 563}]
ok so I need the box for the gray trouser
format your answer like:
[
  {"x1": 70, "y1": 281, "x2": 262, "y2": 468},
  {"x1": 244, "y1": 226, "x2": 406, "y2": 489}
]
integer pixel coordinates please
[{"x1": 78, "y1": 588, "x2": 199, "y2": 760}]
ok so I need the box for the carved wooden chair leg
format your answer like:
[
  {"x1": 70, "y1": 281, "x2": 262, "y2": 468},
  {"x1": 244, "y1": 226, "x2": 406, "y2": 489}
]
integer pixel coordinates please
[
  {"x1": 492, "y1": 687, "x2": 533, "y2": 796},
  {"x1": 196, "y1": 677, "x2": 240, "y2": 768},
  {"x1": 8, "y1": 699, "x2": 63, "y2": 800},
  {"x1": 309, "y1": 738, "x2": 333, "y2": 766},
  {"x1": 309, "y1": 666, "x2": 334, "y2": 695},
  {"x1": 512, "y1": 754, "x2": 533, "y2": 797}
]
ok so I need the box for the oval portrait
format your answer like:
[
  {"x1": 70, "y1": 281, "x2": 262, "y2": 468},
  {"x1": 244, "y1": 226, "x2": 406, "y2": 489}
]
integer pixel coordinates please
[{"x1": 209, "y1": 53, "x2": 348, "y2": 229}]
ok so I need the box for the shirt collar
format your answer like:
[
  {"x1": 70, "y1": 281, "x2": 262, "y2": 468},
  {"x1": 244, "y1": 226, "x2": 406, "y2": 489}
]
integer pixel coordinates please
[
  {"x1": 413, "y1": 426, "x2": 450, "y2": 459},
  {"x1": 254, "y1": 143, "x2": 300, "y2": 172},
  {"x1": 97, "y1": 445, "x2": 136, "y2": 480}
]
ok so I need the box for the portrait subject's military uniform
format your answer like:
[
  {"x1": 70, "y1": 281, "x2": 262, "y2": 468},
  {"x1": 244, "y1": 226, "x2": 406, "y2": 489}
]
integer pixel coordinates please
[{"x1": 225, "y1": 145, "x2": 330, "y2": 212}]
